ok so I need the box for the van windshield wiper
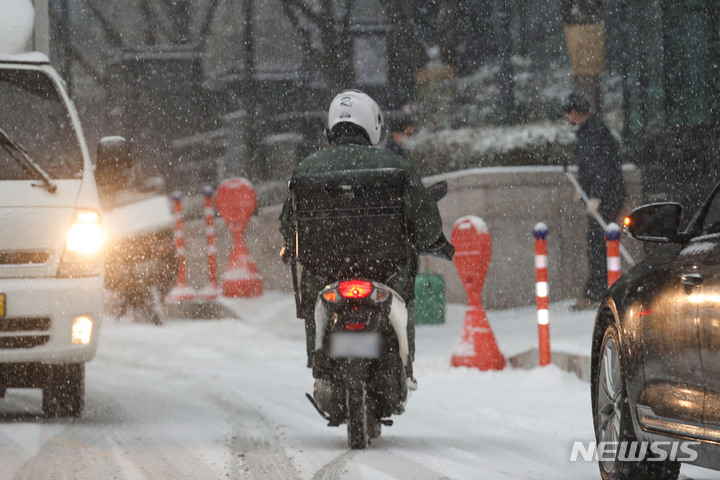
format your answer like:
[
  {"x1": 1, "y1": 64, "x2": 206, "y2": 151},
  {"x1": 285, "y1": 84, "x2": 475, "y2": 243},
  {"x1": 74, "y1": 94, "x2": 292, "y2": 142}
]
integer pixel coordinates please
[{"x1": 0, "y1": 127, "x2": 57, "y2": 193}]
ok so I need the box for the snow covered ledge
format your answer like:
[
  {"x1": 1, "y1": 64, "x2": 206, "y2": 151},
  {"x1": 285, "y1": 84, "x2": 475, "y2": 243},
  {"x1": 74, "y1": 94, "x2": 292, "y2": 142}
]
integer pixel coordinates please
[
  {"x1": 230, "y1": 164, "x2": 642, "y2": 311},
  {"x1": 419, "y1": 164, "x2": 643, "y2": 309}
]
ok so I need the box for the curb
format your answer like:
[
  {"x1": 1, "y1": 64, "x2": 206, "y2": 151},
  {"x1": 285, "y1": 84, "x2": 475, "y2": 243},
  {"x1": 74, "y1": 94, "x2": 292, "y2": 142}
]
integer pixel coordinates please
[{"x1": 509, "y1": 348, "x2": 591, "y2": 382}]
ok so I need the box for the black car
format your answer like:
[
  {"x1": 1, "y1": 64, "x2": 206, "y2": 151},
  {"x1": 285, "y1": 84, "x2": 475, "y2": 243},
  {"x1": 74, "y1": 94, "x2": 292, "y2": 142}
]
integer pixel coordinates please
[{"x1": 591, "y1": 180, "x2": 720, "y2": 480}]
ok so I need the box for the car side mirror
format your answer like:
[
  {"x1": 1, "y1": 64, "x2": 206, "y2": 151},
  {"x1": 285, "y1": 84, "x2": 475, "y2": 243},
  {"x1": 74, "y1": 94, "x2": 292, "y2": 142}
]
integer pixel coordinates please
[
  {"x1": 95, "y1": 136, "x2": 132, "y2": 193},
  {"x1": 624, "y1": 202, "x2": 683, "y2": 243},
  {"x1": 426, "y1": 181, "x2": 448, "y2": 202}
]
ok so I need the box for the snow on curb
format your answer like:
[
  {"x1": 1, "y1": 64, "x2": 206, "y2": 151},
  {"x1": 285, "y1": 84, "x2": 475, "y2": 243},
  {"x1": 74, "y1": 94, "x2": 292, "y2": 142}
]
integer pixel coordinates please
[{"x1": 509, "y1": 348, "x2": 591, "y2": 382}]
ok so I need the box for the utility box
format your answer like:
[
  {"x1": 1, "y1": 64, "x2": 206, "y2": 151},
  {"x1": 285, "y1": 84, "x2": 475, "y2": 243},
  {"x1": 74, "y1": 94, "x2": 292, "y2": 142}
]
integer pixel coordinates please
[{"x1": 414, "y1": 271, "x2": 446, "y2": 325}]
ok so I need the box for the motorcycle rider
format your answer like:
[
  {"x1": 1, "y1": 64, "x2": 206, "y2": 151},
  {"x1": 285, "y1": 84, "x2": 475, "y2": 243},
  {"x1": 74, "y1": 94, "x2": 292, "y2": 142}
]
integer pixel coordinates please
[{"x1": 279, "y1": 90, "x2": 449, "y2": 387}]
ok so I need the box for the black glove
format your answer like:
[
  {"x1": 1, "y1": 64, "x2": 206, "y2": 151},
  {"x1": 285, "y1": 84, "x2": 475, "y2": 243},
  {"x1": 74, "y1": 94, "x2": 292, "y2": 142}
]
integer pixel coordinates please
[{"x1": 422, "y1": 234, "x2": 455, "y2": 261}]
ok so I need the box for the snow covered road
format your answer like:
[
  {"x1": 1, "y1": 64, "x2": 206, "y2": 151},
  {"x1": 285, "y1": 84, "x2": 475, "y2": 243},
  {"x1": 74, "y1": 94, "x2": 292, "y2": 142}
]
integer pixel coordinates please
[{"x1": 1, "y1": 291, "x2": 719, "y2": 479}]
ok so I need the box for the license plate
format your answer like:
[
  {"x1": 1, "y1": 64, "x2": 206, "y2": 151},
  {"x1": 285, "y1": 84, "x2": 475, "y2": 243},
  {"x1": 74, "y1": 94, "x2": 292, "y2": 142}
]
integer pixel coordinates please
[
  {"x1": 0, "y1": 293, "x2": 5, "y2": 317},
  {"x1": 330, "y1": 332, "x2": 380, "y2": 358}
]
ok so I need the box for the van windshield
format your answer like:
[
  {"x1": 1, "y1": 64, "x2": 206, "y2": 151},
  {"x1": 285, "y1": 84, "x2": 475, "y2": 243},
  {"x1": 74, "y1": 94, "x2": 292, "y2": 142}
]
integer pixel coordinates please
[{"x1": 0, "y1": 68, "x2": 83, "y2": 180}]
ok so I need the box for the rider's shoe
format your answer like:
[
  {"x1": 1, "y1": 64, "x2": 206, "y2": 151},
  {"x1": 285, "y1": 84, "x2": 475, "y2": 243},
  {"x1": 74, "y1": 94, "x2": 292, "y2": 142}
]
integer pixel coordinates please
[{"x1": 407, "y1": 376, "x2": 418, "y2": 391}]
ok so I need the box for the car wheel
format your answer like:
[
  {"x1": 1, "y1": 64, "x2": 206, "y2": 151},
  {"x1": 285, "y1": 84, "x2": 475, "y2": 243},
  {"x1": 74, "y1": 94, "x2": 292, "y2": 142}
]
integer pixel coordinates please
[
  {"x1": 594, "y1": 322, "x2": 680, "y2": 480},
  {"x1": 43, "y1": 364, "x2": 84, "y2": 418}
]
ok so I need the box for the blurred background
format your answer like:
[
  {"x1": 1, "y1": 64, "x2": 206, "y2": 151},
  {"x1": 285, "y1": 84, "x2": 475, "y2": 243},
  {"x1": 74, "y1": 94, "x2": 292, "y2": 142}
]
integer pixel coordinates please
[{"x1": 43, "y1": 0, "x2": 720, "y2": 213}]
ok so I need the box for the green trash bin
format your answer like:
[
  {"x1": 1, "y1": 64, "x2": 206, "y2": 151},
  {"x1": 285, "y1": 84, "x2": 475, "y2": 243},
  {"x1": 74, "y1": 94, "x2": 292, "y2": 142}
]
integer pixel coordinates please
[{"x1": 414, "y1": 271, "x2": 446, "y2": 325}]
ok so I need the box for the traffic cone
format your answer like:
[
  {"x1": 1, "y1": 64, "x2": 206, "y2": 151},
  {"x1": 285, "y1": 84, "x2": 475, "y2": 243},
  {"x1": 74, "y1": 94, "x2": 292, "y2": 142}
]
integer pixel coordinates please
[{"x1": 450, "y1": 216, "x2": 506, "y2": 371}]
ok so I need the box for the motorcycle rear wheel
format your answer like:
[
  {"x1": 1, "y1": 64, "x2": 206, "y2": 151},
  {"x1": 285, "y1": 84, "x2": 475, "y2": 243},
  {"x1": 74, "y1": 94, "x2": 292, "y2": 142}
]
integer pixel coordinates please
[{"x1": 346, "y1": 379, "x2": 370, "y2": 449}]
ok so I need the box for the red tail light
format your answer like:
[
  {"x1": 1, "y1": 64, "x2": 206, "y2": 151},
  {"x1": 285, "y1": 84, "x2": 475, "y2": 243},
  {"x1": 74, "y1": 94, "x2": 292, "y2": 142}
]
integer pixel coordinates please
[
  {"x1": 345, "y1": 322, "x2": 366, "y2": 331},
  {"x1": 339, "y1": 280, "x2": 373, "y2": 299}
]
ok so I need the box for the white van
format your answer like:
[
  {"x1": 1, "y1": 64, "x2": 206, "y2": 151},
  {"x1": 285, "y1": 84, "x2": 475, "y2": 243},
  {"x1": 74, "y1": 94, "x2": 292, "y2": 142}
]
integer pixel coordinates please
[{"x1": 0, "y1": 3, "x2": 103, "y2": 417}]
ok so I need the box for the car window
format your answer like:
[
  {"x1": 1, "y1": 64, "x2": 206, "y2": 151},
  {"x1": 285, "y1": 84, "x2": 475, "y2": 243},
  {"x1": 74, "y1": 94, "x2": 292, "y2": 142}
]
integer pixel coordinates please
[{"x1": 700, "y1": 187, "x2": 720, "y2": 236}]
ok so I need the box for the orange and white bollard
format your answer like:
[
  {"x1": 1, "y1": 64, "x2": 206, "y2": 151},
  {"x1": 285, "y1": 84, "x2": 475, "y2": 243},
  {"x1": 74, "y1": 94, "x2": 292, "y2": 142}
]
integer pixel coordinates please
[
  {"x1": 198, "y1": 186, "x2": 221, "y2": 300},
  {"x1": 533, "y1": 223, "x2": 551, "y2": 367},
  {"x1": 165, "y1": 192, "x2": 196, "y2": 303},
  {"x1": 216, "y1": 178, "x2": 263, "y2": 297},
  {"x1": 450, "y1": 216, "x2": 505, "y2": 371},
  {"x1": 605, "y1": 222, "x2": 621, "y2": 287}
]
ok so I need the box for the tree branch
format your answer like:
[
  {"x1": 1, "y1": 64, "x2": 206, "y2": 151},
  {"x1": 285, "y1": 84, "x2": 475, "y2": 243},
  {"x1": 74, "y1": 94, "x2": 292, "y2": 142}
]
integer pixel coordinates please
[
  {"x1": 280, "y1": 2, "x2": 324, "y2": 72},
  {"x1": 144, "y1": 0, "x2": 182, "y2": 44},
  {"x1": 77, "y1": 0, "x2": 125, "y2": 48},
  {"x1": 316, "y1": 0, "x2": 345, "y2": 88},
  {"x1": 282, "y1": 0, "x2": 322, "y2": 26},
  {"x1": 376, "y1": 0, "x2": 429, "y2": 72},
  {"x1": 199, "y1": 0, "x2": 222, "y2": 41},
  {"x1": 67, "y1": 43, "x2": 105, "y2": 83}
]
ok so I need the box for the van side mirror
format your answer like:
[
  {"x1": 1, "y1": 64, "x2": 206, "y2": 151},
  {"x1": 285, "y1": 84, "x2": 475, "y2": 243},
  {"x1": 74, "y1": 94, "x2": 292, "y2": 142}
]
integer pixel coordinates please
[
  {"x1": 96, "y1": 136, "x2": 131, "y2": 193},
  {"x1": 624, "y1": 202, "x2": 683, "y2": 243}
]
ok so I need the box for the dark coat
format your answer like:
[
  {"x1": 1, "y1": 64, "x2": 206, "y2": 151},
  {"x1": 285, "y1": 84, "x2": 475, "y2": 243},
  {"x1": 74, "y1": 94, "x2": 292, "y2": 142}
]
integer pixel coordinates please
[
  {"x1": 576, "y1": 114, "x2": 626, "y2": 215},
  {"x1": 279, "y1": 132, "x2": 444, "y2": 305},
  {"x1": 279, "y1": 133, "x2": 443, "y2": 252}
]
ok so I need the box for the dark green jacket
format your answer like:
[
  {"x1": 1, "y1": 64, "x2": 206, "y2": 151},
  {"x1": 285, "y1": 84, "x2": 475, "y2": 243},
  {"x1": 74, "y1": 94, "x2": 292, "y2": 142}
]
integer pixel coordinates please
[{"x1": 279, "y1": 134, "x2": 443, "y2": 252}]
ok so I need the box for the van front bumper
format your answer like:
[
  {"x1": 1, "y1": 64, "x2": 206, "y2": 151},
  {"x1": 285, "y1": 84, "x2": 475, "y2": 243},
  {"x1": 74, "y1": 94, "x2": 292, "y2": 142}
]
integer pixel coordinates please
[{"x1": 0, "y1": 275, "x2": 102, "y2": 363}]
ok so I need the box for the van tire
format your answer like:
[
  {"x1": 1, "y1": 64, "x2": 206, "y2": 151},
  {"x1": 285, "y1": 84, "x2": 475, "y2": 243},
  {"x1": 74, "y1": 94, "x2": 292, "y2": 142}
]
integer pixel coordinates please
[{"x1": 43, "y1": 364, "x2": 84, "y2": 418}]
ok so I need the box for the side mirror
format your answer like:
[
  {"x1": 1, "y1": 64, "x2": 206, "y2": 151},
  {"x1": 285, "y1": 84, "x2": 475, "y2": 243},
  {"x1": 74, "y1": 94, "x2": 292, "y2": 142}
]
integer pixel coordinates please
[
  {"x1": 624, "y1": 202, "x2": 683, "y2": 243},
  {"x1": 426, "y1": 181, "x2": 448, "y2": 202},
  {"x1": 95, "y1": 136, "x2": 131, "y2": 192}
]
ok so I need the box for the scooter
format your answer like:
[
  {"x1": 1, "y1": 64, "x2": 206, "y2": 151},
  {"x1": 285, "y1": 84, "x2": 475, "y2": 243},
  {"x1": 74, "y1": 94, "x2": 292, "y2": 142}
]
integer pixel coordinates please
[
  {"x1": 309, "y1": 278, "x2": 414, "y2": 448},
  {"x1": 102, "y1": 190, "x2": 176, "y2": 325},
  {"x1": 96, "y1": 137, "x2": 177, "y2": 324},
  {"x1": 287, "y1": 168, "x2": 453, "y2": 448}
]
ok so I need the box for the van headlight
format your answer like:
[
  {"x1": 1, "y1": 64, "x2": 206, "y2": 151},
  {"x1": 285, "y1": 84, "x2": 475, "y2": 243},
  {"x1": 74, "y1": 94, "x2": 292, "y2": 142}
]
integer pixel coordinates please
[
  {"x1": 72, "y1": 315, "x2": 93, "y2": 345},
  {"x1": 58, "y1": 209, "x2": 104, "y2": 277}
]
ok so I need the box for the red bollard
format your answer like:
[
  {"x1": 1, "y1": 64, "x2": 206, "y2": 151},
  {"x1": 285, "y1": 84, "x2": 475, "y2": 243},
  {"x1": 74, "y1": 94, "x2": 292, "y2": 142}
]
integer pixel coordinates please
[
  {"x1": 605, "y1": 222, "x2": 621, "y2": 287},
  {"x1": 198, "y1": 186, "x2": 221, "y2": 300},
  {"x1": 216, "y1": 178, "x2": 263, "y2": 297},
  {"x1": 450, "y1": 216, "x2": 505, "y2": 371},
  {"x1": 533, "y1": 223, "x2": 551, "y2": 367},
  {"x1": 165, "y1": 192, "x2": 196, "y2": 303}
]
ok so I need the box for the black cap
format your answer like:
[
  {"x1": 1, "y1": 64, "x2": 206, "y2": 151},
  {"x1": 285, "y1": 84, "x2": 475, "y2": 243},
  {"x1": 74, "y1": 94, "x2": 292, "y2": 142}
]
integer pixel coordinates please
[
  {"x1": 387, "y1": 115, "x2": 414, "y2": 133},
  {"x1": 563, "y1": 92, "x2": 591, "y2": 114}
]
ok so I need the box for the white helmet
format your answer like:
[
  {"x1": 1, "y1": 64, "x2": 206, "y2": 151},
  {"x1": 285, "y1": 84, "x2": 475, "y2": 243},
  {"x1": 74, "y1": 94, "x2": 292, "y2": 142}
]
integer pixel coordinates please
[{"x1": 327, "y1": 90, "x2": 384, "y2": 145}]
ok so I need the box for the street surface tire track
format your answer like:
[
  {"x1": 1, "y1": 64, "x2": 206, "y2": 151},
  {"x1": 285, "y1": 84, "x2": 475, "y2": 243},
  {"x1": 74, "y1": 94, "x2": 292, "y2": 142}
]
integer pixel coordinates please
[
  {"x1": 312, "y1": 451, "x2": 357, "y2": 480},
  {"x1": 312, "y1": 448, "x2": 453, "y2": 480},
  {"x1": 219, "y1": 395, "x2": 302, "y2": 480}
]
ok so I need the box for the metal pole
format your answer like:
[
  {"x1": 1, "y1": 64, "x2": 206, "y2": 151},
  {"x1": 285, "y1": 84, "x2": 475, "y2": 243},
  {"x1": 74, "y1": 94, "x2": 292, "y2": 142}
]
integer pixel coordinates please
[
  {"x1": 32, "y1": 0, "x2": 51, "y2": 56},
  {"x1": 244, "y1": 0, "x2": 259, "y2": 181},
  {"x1": 496, "y1": 0, "x2": 517, "y2": 125},
  {"x1": 564, "y1": 168, "x2": 636, "y2": 266}
]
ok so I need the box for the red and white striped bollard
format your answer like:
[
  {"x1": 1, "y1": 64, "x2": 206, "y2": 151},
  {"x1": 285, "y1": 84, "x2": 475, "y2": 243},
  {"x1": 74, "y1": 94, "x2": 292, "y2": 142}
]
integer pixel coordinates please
[
  {"x1": 533, "y1": 222, "x2": 551, "y2": 367},
  {"x1": 165, "y1": 192, "x2": 196, "y2": 303},
  {"x1": 198, "y1": 186, "x2": 221, "y2": 300},
  {"x1": 605, "y1": 222, "x2": 622, "y2": 287}
]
